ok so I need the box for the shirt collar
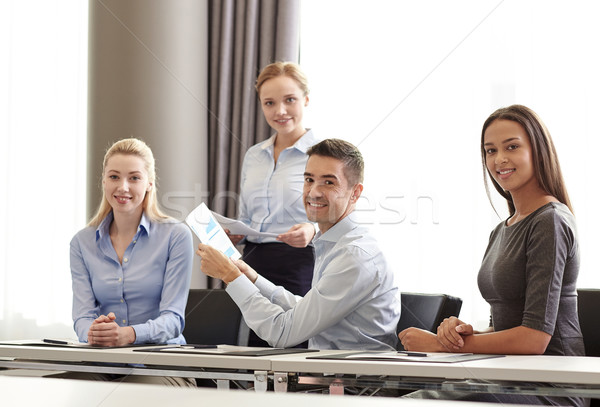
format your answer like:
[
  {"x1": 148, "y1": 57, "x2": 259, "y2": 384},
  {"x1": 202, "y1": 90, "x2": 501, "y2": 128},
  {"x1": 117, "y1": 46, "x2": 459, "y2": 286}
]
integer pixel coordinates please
[
  {"x1": 314, "y1": 215, "x2": 357, "y2": 243},
  {"x1": 260, "y1": 129, "x2": 317, "y2": 154},
  {"x1": 95, "y1": 211, "x2": 150, "y2": 241},
  {"x1": 260, "y1": 134, "x2": 277, "y2": 151}
]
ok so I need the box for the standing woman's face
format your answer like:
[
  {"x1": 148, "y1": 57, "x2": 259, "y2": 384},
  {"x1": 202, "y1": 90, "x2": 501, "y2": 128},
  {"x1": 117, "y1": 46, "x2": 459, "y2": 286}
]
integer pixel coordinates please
[
  {"x1": 483, "y1": 119, "x2": 537, "y2": 195},
  {"x1": 259, "y1": 75, "x2": 308, "y2": 140},
  {"x1": 102, "y1": 154, "x2": 152, "y2": 218}
]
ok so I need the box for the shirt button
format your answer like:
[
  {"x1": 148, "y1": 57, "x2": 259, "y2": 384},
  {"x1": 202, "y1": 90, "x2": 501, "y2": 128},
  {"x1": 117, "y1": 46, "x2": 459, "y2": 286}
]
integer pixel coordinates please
[
  {"x1": 132, "y1": 240, "x2": 136, "y2": 244},
  {"x1": 121, "y1": 299, "x2": 124, "y2": 303},
  {"x1": 118, "y1": 277, "x2": 122, "y2": 282},
  {"x1": 123, "y1": 258, "x2": 128, "y2": 263},
  {"x1": 122, "y1": 319, "x2": 126, "y2": 324}
]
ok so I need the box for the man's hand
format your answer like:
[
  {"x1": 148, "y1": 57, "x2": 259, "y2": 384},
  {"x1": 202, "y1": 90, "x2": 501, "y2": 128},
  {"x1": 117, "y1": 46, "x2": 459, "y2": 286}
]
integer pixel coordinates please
[
  {"x1": 196, "y1": 244, "x2": 243, "y2": 284},
  {"x1": 277, "y1": 223, "x2": 316, "y2": 248},
  {"x1": 233, "y1": 259, "x2": 258, "y2": 283}
]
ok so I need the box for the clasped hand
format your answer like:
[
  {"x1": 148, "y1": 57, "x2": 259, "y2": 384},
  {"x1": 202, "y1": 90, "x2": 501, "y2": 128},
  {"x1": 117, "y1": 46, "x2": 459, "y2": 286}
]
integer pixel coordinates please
[
  {"x1": 398, "y1": 316, "x2": 473, "y2": 352},
  {"x1": 87, "y1": 312, "x2": 135, "y2": 347}
]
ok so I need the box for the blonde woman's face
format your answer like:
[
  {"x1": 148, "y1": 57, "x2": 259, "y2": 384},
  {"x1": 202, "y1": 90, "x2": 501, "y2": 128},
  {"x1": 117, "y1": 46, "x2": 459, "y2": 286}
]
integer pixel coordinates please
[
  {"x1": 259, "y1": 75, "x2": 308, "y2": 140},
  {"x1": 102, "y1": 154, "x2": 152, "y2": 218}
]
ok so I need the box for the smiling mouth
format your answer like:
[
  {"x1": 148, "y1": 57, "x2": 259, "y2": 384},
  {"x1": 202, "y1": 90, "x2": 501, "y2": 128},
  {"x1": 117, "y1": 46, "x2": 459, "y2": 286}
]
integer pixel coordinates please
[
  {"x1": 115, "y1": 196, "x2": 132, "y2": 203},
  {"x1": 307, "y1": 201, "x2": 326, "y2": 208},
  {"x1": 497, "y1": 169, "x2": 515, "y2": 175}
]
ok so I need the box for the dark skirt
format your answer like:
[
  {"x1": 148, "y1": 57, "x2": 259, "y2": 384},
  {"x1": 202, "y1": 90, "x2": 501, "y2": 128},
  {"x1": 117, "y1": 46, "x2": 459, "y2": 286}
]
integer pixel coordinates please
[{"x1": 243, "y1": 242, "x2": 314, "y2": 296}]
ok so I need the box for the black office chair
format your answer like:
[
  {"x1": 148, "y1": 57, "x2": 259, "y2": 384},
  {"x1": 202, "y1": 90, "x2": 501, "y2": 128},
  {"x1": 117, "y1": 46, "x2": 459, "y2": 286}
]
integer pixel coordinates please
[
  {"x1": 577, "y1": 288, "x2": 600, "y2": 407},
  {"x1": 183, "y1": 289, "x2": 249, "y2": 346},
  {"x1": 577, "y1": 288, "x2": 600, "y2": 357},
  {"x1": 396, "y1": 292, "x2": 462, "y2": 350}
]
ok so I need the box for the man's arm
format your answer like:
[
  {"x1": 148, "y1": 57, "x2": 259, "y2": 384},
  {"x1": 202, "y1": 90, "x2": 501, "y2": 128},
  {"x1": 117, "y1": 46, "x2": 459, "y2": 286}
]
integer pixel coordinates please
[{"x1": 198, "y1": 243, "x2": 384, "y2": 348}]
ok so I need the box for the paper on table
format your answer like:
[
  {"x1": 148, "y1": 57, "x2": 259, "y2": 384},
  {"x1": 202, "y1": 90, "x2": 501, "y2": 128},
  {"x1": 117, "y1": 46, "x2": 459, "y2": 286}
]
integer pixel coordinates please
[
  {"x1": 310, "y1": 351, "x2": 504, "y2": 363},
  {"x1": 185, "y1": 203, "x2": 241, "y2": 260},
  {"x1": 211, "y1": 211, "x2": 278, "y2": 238}
]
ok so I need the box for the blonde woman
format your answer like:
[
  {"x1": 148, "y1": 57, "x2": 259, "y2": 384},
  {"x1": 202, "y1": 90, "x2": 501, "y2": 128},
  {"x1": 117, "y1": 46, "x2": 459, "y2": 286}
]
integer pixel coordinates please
[{"x1": 70, "y1": 138, "x2": 193, "y2": 349}]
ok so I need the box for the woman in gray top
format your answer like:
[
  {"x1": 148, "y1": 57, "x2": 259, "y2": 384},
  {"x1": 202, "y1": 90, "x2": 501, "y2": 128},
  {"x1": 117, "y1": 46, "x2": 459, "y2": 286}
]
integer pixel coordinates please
[{"x1": 399, "y1": 105, "x2": 585, "y2": 406}]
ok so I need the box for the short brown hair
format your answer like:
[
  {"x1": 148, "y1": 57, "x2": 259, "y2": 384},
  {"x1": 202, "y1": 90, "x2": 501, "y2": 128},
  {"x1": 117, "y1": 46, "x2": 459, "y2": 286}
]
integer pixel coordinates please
[{"x1": 307, "y1": 139, "x2": 364, "y2": 185}]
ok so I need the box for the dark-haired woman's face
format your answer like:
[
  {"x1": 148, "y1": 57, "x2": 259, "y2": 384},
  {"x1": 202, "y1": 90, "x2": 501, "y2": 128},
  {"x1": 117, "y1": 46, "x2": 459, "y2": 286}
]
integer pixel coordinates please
[{"x1": 483, "y1": 119, "x2": 537, "y2": 195}]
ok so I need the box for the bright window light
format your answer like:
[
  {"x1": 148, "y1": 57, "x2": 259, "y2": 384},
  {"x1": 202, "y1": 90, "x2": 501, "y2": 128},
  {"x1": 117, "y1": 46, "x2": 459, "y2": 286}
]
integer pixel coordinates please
[
  {"x1": 0, "y1": 0, "x2": 88, "y2": 340},
  {"x1": 301, "y1": 0, "x2": 600, "y2": 327}
]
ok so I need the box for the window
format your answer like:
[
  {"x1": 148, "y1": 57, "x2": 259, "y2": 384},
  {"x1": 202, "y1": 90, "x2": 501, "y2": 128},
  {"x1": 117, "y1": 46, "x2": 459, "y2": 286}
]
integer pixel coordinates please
[
  {"x1": 0, "y1": 0, "x2": 88, "y2": 340},
  {"x1": 301, "y1": 0, "x2": 600, "y2": 326}
]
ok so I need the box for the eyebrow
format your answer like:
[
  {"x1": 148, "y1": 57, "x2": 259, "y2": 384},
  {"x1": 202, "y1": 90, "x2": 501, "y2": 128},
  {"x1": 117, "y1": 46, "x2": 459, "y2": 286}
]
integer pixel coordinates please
[
  {"x1": 304, "y1": 172, "x2": 339, "y2": 181},
  {"x1": 106, "y1": 169, "x2": 143, "y2": 175},
  {"x1": 483, "y1": 137, "x2": 521, "y2": 146}
]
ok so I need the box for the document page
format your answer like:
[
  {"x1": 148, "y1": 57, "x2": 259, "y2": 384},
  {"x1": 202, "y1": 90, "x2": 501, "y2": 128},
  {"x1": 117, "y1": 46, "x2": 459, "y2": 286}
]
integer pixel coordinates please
[
  {"x1": 185, "y1": 203, "x2": 241, "y2": 260},
  {"x1": 211, "y1": 211, "x2": 277, "y2": 238},
  {"x1": 308, "y1": 351, "x2": 504, "y2": 363}
]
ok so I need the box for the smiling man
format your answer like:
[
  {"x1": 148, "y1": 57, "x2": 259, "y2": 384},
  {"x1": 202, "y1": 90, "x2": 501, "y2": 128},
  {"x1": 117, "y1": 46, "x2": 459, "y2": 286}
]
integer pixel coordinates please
[{"x1": 197, "y1": 139, "x2": 400, "y2": 350}]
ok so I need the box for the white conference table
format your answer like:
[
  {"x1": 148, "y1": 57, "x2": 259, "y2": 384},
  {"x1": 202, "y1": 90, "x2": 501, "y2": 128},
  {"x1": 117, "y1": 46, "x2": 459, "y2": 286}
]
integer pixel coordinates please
[
  {"x1": 0, "y1": 375, "x2": 537, "y2": 407},
  {"x1": 2, "y1": 342, "x2": 600, "y2": 398},
  {"x1": 0, "y1": 342, "x2": 275, "y2": 391},
  {"x1": 269, "y1": 350, "x2": 600, "y2": 397}
]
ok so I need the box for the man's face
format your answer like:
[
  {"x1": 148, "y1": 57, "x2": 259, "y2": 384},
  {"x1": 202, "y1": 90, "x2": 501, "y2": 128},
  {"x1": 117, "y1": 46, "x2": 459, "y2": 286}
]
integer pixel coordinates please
[{"x1": 303, "y1": 155, "x2": 361, "y2": 233}]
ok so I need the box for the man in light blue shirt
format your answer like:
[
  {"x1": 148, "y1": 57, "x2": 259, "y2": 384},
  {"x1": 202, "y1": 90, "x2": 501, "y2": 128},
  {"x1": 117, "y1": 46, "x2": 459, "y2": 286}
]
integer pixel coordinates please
[{"x1": 198, "y1": 139, "x2": 400, "y2": 350}]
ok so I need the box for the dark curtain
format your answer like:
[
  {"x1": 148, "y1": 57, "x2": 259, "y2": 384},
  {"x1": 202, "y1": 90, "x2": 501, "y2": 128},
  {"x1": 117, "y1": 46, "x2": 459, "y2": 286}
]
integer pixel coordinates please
[{"x1": 207, "y1": 0, "x2": 301, "y2": 218}]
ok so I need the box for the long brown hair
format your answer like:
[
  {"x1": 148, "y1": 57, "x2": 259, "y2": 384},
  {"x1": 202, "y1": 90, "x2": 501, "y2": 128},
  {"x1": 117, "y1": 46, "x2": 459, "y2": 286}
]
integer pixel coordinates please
[
  {"x1": 88, "y1": 138, "x2": 170, "y2": 227},
  {"x1": 481, "y1": 104, "x2": 573, "y2": 216}
]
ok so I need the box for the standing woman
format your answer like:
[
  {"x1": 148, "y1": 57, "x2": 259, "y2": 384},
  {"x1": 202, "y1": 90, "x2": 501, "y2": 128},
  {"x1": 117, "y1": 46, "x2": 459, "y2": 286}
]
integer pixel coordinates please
[
  {"x1": 229, "y1": 62, "x2": 319, "y2": 298},
  {"x1": 70, "y1": 138, "x2": 193, "y2": 351},
  {"x1": 399, "y1": 105, "x2": 585, "y2": 406}
]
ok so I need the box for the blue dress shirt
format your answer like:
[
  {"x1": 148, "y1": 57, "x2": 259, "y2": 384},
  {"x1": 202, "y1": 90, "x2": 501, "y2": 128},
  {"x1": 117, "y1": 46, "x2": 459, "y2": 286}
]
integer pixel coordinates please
[
  {"x1": 239, "y1": 129, "x2": 319, "y2": 243},
  {"x1": 70, "y1": 212, "x2": 193, "y2": 344},
  {"x1": 226, "y1": 216, "x2": 401, "y2": 350}
]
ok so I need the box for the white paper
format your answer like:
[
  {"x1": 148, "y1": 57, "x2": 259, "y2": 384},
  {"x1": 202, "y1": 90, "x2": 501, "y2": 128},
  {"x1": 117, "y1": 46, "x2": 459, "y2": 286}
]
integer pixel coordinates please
[
  {"x1": 185, "y1": 203, "x2": 241, "y2": 260},
  {"x1": 343, "y1": 351, "x2": 473, "y2": 362},
  {"x1": 211, "y1": 211, "x2": 278, "y2": 238}
]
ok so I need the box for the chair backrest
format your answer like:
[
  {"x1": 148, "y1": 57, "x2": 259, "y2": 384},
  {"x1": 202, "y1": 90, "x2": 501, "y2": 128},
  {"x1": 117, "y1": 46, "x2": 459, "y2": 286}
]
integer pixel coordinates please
[
  {"x1": 396, "y1": 292, "x2": 463, "y2": 336},
  {"x1": 182, "y1": 289, "x2": 249, "y2": 346},
  {"x1": 577, "y1": 288, "x2": 600, "y2": 357}
]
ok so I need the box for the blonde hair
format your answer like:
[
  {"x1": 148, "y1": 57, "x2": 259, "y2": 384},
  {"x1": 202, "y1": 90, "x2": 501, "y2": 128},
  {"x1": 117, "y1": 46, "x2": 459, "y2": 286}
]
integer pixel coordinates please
[
  {"x1": 255, "y1": 61, "x2": 309, "y2": 96},
  {"x1": 88, "y1": 138, "x2": 170, "y2": 227}
]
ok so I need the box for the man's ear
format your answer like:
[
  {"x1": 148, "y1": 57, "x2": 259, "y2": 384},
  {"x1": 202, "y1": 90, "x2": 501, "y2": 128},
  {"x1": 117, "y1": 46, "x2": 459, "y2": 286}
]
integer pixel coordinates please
[{"x1": 351, "y1": 183, "x2": 364, "y2": 201}]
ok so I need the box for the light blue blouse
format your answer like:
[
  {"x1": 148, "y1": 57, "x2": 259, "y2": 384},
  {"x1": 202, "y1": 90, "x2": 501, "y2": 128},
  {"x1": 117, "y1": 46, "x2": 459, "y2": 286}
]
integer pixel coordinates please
[
  {"x1": 225, "y1": 216, "x2": 401, "y2": 350},
  {"x1": 238, "y1": 130, "x2": 319, "y2": 243},
  {"x1": 70, "y1": 212, "x2": 193, "y2": 344}
]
